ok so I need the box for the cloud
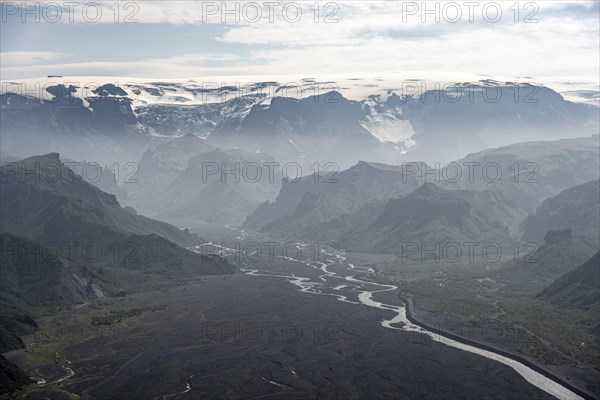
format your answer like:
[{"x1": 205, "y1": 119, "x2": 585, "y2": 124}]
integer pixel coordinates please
[
  {"x1": 0, "y1": 53, "x2": 243, "y2": 79},
  {"x1": 1, "y1": 51, "x2": 65, "y2": 66},
  {"x1": 0, "y1": 1, "x2": 598, "y2": 79}
]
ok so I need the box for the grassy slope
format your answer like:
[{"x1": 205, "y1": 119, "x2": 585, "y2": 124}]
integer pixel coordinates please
[{"x1": 372, "y1": 238, "x2": 600, "y2": 370}]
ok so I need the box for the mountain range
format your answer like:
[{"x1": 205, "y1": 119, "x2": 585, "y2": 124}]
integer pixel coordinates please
[
  {"x1": 244, "y1": 136, "x2": 600, "y2": 252},
  {"x1": 2, "y1": 78, "x2": 598, "y2": 169},
  {"x1": 1, "y1": 73, "x2": 599, "y2": 398}
]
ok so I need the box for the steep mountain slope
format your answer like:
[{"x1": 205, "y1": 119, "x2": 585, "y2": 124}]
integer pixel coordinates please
[
  {"x1": 157, "y1": 149, "x2": 281, "y2": 225},
  {"x1": 496, "y1": 233, "x2": 599, "y2": 282},
  {"x1": 338, "y1": 183, "x2": 511, "y2": 255},
  {"x1": 0, "y1": 85, "x2": 149, "y2": 165},
  {"x1": 133, "y1": 134, "x2": 213, "y2": 191},
  {"x1": 538, "y1": 252, "x2": 600, "y2": 309},
  {"x1": 454, "y1": 135, "x2": 600, "y2": 214},
  {"x1": 0, "y1": 153, "x2": 236, "y2": 274},
  {"x1": 209, "y1": 91, "x2": 403, "y2": 168},
  {"x1": 124, "y1": 134, "x2": 213, "y2": 213},
  {"x1": 299, "y1": 185, "x2": 523, "y2": 249},
  {"x1": 244, "y1": 161, "x2": 424, "y2": 239},
  {"x1": 0, "y1": 233, "x2": 105, "y2": 353},
  {"x1": 0, "y1": 233, "x2": 102, "y2": 307},
  {"x1": 63, "y1": 157, "x2": 129, "y2": 201},
  {"x1": 124, "y1": 135, "x2": 282, "y2": 226},
  {"x1": 0, "y1": 153, "x2": 199, "y2": 247},
  {"x1": 400, "y1": 83, "x2": 599, "y2": 163},
  {"x1": 520, "y1": 180, "x2": 600, "y2": 244},
  {"x1": 245, "y1": 136, "x2": 600, "y2": 244},
  {"x1": 0, "y1": 355, "x2": 31, "y2": 394}
]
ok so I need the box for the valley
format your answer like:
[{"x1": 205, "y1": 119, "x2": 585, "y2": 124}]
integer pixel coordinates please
[
  {"x1": 2, "y1": 3, "x2": 600, "y2": 399},
  {"x1": 4, "y1": 224, "x2": 597, "y2": 399},
  {"x1": 1, "y1": 137, "x2": 599, "y2": 399}
]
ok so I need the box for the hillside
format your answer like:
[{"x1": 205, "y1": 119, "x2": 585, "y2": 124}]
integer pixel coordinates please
[
  {"x1": 0, "y1": 153, "x2": 236, "y2": 275},
  {"x1": 521, "y1": 180, "x2": 600, "y2": 244},
  {"x1": 245, "y1": 136, "x2": 600, "y2": 246},
  {"x1": 538, "y1": 252, "x2": 600, "y2": 309},
  {"x1": 0, "y1": 153, "x2": 200, "y2": 247},
  {"x1": 244, "y1": 161, "x2": 423, "y2": 239},
  {"x1": 495, "y1": 233, "x2": 599, "y2": 282},
  {"x1": 0, "y1": 355, "x2": 31, "y2": 394},
  {"x1": 0, "y1": 233, "x2": 105, "y2": 353},
  {"x1": 339, "y1": 183, "x2": 511, "y2": 255}
]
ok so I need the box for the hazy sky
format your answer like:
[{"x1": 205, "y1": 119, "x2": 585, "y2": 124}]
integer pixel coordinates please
[{"x1": 1, "y1": 1, "x2": 599, "y2": 79}]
